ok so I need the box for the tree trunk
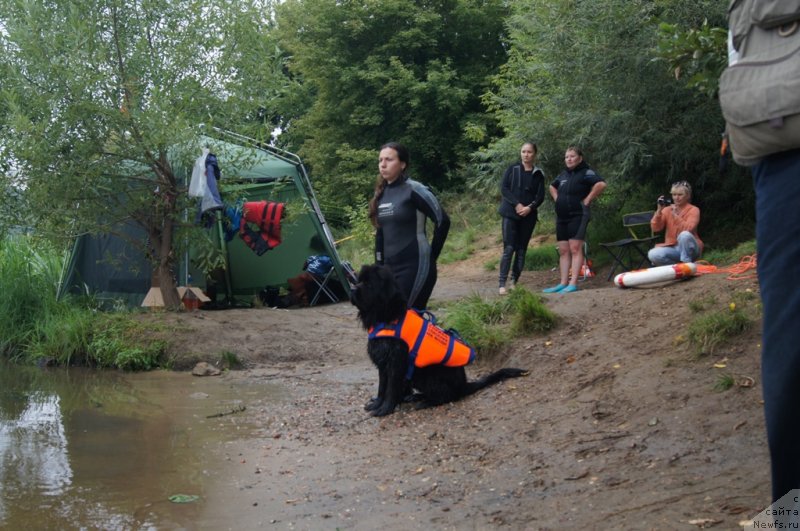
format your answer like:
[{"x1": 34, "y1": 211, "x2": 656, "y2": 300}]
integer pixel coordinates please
[
  {"x1": 156, "y1": 212, "x2": 180, "y2": 309},
  {"x1": 158, "y1": 261, "x2": 180, "y2": 309}
]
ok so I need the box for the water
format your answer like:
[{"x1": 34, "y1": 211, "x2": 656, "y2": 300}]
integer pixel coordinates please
[{"x1": 0, "y1": 361, "x2": 280, "y2": 530}]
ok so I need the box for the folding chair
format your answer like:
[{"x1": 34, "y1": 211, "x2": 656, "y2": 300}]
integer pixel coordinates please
[
  {"x1": 308, "y1": 267, "x2": 339, "y2": 305},
  {"x1": 303, "y1": 255, "x2": 340, "y2": 306},
  {"x1": 599, "y1": 211, "x2": 660, "y2": 280}
]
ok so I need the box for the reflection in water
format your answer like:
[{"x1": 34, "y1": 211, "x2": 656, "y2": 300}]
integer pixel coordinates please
[
  {"x1": 0, "y1": 361, "x2": 280, "y2": 529},
  {"x1": 0, "y1": 393, "x2": 71, "y2": 521}
]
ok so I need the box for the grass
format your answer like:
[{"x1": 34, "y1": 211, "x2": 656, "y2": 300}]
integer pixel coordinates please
[
  {"x1": 0, "y1": 234, "x2": 65, "y2": 359},
  {"x1": 700, "y1": 240, "x2": 758, "y2": 268},
  {"x1": 714, "y1": 373, "x2": 736, "y2": 392},
  {"x1": 687, "y1": 304, "x2": 754, "y2": 356},
  {"x1": 440, "y1": 226, "x2": 476, "y2": 264},
  {"x1": 688, "y1": 295, "x2": 718, "y2": 313},
  {"x1": 220, "y1": 350, "x2": 243, "y2": 369},
  {"x1": 524, "y1": 245, "x2": 559, "y2": 271},
  {"x1": 1, "y1": 234, "x2": 166, "y2": 370},
  {"x1": 483, "y1": 238, "x2": 558, "y2": 273},
  {"x1": 437, "y1": 287, "x2": 557, "y2": 357}
]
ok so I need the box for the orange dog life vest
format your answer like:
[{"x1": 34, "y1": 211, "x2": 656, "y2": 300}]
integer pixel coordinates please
[{"x1": 368, "y1": 309, "x2": 475, "y2": 378}]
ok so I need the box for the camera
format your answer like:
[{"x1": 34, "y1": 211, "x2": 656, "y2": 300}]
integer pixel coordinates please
[{"x1": 658, "y1": 196, "x2": 673, "y2": 206}]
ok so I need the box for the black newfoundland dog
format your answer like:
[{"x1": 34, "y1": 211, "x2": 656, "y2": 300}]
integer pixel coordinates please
[{"x1": 351, "y1": 264, "x2": 527, "y2": 417}]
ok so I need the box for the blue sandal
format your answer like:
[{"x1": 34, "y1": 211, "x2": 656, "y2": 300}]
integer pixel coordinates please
[{"x1": 542, "y1": 284, "x2": 566, "y2": 293}]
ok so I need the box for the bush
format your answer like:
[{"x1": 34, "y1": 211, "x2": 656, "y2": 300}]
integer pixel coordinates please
[
  {"x1": 0, "y1": 235, "x2": 63, "y2": 358},
  {"x1": 87, "y1": 314, "x2": 166, "y2": 370}
]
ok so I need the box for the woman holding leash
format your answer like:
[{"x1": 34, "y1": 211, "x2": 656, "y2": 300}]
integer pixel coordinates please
[
  {"x1": 497, "y1": 141, "x2": 546, "y2": 295},
  {"x1": 544, "y1": 146, "x2": 606, "y2": 294},
  {"x1": 369, "y1": 142, "x2": 450, "y2": 310}
]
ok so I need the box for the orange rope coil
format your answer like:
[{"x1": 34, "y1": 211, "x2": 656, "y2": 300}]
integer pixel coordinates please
[{"x1": 694, "y1": 254, "x2": 758, "y2": 280}]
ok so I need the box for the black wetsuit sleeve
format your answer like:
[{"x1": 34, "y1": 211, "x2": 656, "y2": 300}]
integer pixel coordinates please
[
  {"x1": 430, "y1": 210, "x2": 450, "y2": 262},
  {"x1": 375, "y1": 226, "x2": 384, "y2": 265},
  {"x1": 411, "y1": 188, "x2": 450, "y2": 262}
]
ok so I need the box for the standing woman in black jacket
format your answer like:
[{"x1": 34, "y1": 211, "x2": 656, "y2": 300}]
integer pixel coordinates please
[{"x1": 497, "y1": 142, "x2": 546, "y2": 295}]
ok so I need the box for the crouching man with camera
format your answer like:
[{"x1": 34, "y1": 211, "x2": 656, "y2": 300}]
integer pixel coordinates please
[{"x1": 647, "y1": 180, "x2": 703, "y2": 266}]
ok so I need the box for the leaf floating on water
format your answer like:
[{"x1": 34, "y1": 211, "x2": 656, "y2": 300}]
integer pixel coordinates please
[{"x1": 169, "y1": 494, "x2": 200, "y2": 504}]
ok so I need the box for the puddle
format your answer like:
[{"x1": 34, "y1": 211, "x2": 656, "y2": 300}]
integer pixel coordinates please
[{"x1": 0, "y1": 361, "x2": 281, "y2": 529}]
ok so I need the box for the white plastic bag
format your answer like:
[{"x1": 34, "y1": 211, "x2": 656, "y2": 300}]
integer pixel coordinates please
[{"x1": 188, "y1": 148, "x2": 210, "y2": 197}]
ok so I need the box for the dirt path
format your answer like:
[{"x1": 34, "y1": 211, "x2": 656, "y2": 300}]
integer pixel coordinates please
[{"x1": 148, "y1": 244, "x2": 770, "y2": 530}]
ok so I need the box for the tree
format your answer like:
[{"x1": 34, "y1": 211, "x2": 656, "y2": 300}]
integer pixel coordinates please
[
  {"x1": 274, "y1": 0, "x2": 509, "y2": 213},
  {"x1": 0, "y1": 0, "x2": 293, "y2": 307},
  {"x1": 476, "y1": 0, "x2": 753, "y2": 245}
]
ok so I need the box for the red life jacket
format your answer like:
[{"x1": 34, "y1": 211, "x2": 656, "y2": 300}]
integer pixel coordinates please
[
  {"x1": 239, "y1": 201, "x2": 284, "y2": 254},
  {"x1": 368, "y1": 309, "x2": 475, "y2": 378}
]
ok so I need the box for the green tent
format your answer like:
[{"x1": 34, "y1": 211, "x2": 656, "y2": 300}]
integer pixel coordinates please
[{"x1": 57, "y1": 129, "x2": 353, "y2": 308}]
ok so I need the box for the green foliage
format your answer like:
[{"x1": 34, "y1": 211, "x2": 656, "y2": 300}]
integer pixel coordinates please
[
  {"x1": 275, "y1": 0, "x2": 510, "y2": 207},
  {"x1": 219, "y1": 350, "x2": 243, "y2": 370},
  {"x1": 700, "y1": 240, "x2": 757, "y2": 268},
  {"x1": 441, "y1": 295, "x2": 511, "y2": 356},
  {"x1": 524, "y1": 245, "x2": 559, "y2": 271},
  {"x1": 0, "y1": 235, "x2": 64, "y2": 358},
  {"x1": 440, "y1": 287, "x2": 557, "y2": 357},
  {"x1": 714, "y1": 372, "x2": 736, "y2": 392},
  {"x1": 1, "y1": 234, "x2": 166, "y2": 370},
  {"x1": 475, "y1": 0, "x2": 754, "y2": 250},
  {"x1": 687, "y1": 303, "x2": 754, "y2": 356},
  {"x1": 336, "y1": 199, "x2": 376, "y2": 269},
  {"x1": 1, "y1": 0, "x2": 291, "y2": 307},
  {"x1": 438, "y1": 191, "x2": 498, "y2": 264},
  {"x1": 27, "y1": 305, "x2": 95, "y2": 366},
  {"x1": 439, "y1": 227, "x2": 476, "y2": 264},
  {"x1": 688, "y1": 295, "x2": 718, "y2": 314},
  {"x1": 654, "y1": 20, "x2": 728, "y2": 98},
  {"x1": 507, "y1": 288, "x2": 558, "y2": 335},
  {"x1": 87, "y1": 314, "x2": 166, "y2": 370}
]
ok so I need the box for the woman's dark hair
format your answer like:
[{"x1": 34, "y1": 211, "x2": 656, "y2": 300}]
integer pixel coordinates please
[
  {"x1": 369, "y1": 142, "x2": 410, "y2": 226},
  {"x1": 566, "y1": 145, "x2": 584, "y2": 157}
]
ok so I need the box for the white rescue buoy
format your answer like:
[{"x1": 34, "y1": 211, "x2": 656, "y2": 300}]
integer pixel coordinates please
[{"x1": 614, "y1": 262, "x2": 697, "y2": 288}]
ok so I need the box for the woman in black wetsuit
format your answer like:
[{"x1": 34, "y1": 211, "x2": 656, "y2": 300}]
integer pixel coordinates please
[
  {"x1": 497, "y1": 141, "x2": 546, "y2": 295},
  {"x1": 543, "y1": 146, "x2": 606, "y2": 294},
  {"x1": 369, "y1": 142, "x2": 450, "y2": 310}
]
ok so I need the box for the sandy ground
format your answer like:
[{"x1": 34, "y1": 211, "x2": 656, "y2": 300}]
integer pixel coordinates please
[{"x1": 143, "y1": 241, "x2": 770, "y2": 530}]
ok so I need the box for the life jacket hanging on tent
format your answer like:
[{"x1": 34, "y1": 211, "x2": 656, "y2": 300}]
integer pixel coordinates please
[
  {"x1": 238, "y1": 201, "x2": 285, "y2": 256},
  {"x1": 368, "y1": 309, "x2": 476, "y2": 380}
]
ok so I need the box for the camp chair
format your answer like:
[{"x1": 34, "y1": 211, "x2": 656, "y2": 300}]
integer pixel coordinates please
[
  {"x1": 308, "y1": 266, "x2": 340, "y2": 305},
  {"x1": 302, "y1": 256, "x2": 337, "y2": 306},
  {"x1": 599, "y1": 211, "x2": 659, "y2": 280}
]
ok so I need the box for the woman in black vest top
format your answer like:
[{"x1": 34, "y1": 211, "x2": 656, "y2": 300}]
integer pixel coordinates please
[{"x1": 543, "y1": 146, "x2": 606, "y2": 294}]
